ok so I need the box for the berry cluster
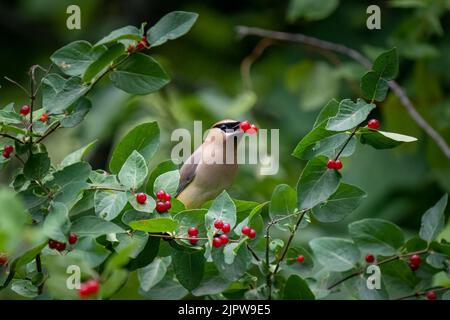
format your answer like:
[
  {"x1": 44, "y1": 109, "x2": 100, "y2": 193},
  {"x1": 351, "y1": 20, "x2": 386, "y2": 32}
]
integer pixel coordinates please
[
  {"x1": 155, "y1": 190, "x2": 172, "y2": 213},
  {"x1": 212, "y1": 219, "x2": 231, "y2": 248},
  {"x1": 241, "y1": 225, "x2": 256, "y2": 238},
  {"x1": 78, "y1": 279, "x2": 100, "y2": 298},
  {"x1": 0, "y1": 254, "x2": 7, "y2": 266},
  {"x1": 409, "y1": 254, "x2": 421, "y2": 271},
  {"x1": 240, "y1": 121, "x2": 258, "y2": 134},
  {"x1": 127, "y1": 36, "x2": 150, "y2": 53},
  {"x1": 187, "y1": 227, "x2": 199, "y2": 245},
  {"x1": 326, "y1": 159, "x2": 343, "y2": 170},
  {"x1": 2, "y1": 144, "x2": 14, "y2": 159},
  {"x1": 48, "y1": 232, "x2": 78, "y2": 252},
  {"x1": 20, "y1": 105, "x2": 30, "y2": 116}
]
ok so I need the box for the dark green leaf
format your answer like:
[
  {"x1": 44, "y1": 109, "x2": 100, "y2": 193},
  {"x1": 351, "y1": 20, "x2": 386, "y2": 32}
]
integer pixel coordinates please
[
  {"x1": 59, "y1": 97, "x2": 91, "y2": 128},
  {"x1": 283, "y1": 275, "x2": 315, "y2": 300},
  {"x1": 287, "y1": 0, "x2": 339, "y2": 22},
  {"x1": 269, "y1": 184, "x2": 297, "y2": 230},
  {"x1": 118, "y1": 150, "x2": 148, "y2": 190},
  {"x1": 172, "y1": 249, "x2": 204, "y2": 291},
  {"x1": 94, "y1": 190, "x2": 128, "y2": 221},
  {"x1": 83, "y1": 43, "x2": 125, "y2": 82},
  {"x1": 361, "y1": 70, "x2": 389, "y2": 102},
  {"x1": 95, "y1": 25, "x2": 141, "y2": 46},
  {"x1": 42, "y1": 74, "x2": 88, "y2": 114},
  {"x1": 153, "y1": 170, "x2": 179, "y2": 197},
  {"x1": 71, "y1": 216, "x2": 125, "y2": 237},
  {"x1": 419, "y1": 194, "x2": 448, "y2": 243},
  {"x1": 42, "y1": 202, "x2": 70, "y2": 243},
  {"x1": 326, "y1": 99, "x2": 376, "y2": 132},
  {"x1": 147, "y1": 11, "x2": 198, "y2": 47},
  {"x1": 60, "y1": 140, "x2": 96, "y2": 168},
  {"x1": 109, "y1": 53, "x2": 170, "y2": 95},
  {"x1": 0, "y1": 110, "x2": 22, "y2": 124},
  {"x1": 309, "y1": 237, "x2": 360, "y2": 272},
  {"x1": 129, "y1": 218, "x2": 178, "y2": 233},
  {"x1": 24, "y1": 153, "x2": 50, "y2": 180},
  {"x1": 138, "y1": 256, "x2": 171, "y2": 291},
  {"x1": 358, "y1": 127, "x2": 418, "y2": 149},
  {"x1": 145, "y1": 159, "x2": 178, "y2": 195}
]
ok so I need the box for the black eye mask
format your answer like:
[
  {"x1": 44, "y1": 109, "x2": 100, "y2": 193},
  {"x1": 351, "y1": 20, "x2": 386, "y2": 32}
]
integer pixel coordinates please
[{"x1": 214, "y1": 121, "x2": 241, "y2": 132}]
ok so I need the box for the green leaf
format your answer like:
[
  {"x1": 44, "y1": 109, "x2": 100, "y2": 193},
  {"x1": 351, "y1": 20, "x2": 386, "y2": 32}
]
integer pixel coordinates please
[
  {"x1": 313, "y1": 99, "x2": 340, "y2": 128},
  {"x1": 49, "y1": 162, "x2": 91, "y2": 210},
  {"x1": 205, "y1": 191, "x2": 237, "y2": 230},
  {"x1": 94, "y1": 190, "x2": 128, "y2": 221},
  {"x1": 292, "y1": 123, "x2": 356, "y2": 160},
  {"x1": 297, "y1": 156, "x2": 341, "y2": 210},
  {"x1": 312, "y1": 183, "x2": 366, "y2": 223},
  {"x1": 100, "y1": 269, "x2": 128, "y2": 299},
  {"x1": 269, "y1": 184, "x2": 297, "y2": 230},
  {"x1": 0, "y1": 188, "x2": 29, "y2": 252},
  {"x1": 213, "y1": 243, "x2": 250, "y2": 281},
  {"x1": 372, "y1": 48, "x2": 399, "y2": 80},
  {"x1": 309, "y1": 237, "x2": 360, "y2": 272},
  {"x1": 60, "y1": 140, "x2": 96, "y2": 168},
  {"x1": 153, "y1": 170, "x2": 180, "y2": 196},
  {"x1": 138, "y1": 256, "x2": 171, "y2": 291},
  {"x1": 358, "y1": 127, "x2": 418, "y2": 149},
  {"x1": 127, "y1": 237, "x2": 160, "y2": 271},
  {"x1": 59, "y1": 97, "x2": 92, "y2": 128},
  {"x1": 42, "y1": 74, "x2": 88, "y2": 114},
  {"x1": 109, "y1": 122, "x2": 159, "y2": 174},
  {"x1": 127, "y1": 192, "x2": 156, "y2": 213},
  {"x1": 129, "y1": 218, "x2": 178, "y2": 233},
  {"x1": 95, "y1": 25, "x2": 141, "y2": 46},
  {"x1": 419, "y1": 194, "x2": 448, "y2": 243},
  {"x1": 42, "y1": 202, "x2": 70, "y2": 243},
  {"x1": 348, "y1": 218, "x2": 404, "y2": 256},
  {"x1": 11, "y1": 279, "x2": 38, "y2": 298},
  {"x1": 51, "y1": 41, "x2": 106, "y2": 76},
  {"x1": 67, "y1": 237, "x2": 110, "y2": 268},
  {"x1": 172, "y1": 249, "x2": 204, "y2": 291},
  {"x1": 71, "y1": 216, "x2": 125, "y2": 237},
  {"x1": 174, "y1": 209, "x2": 207, "y2": 246},
  {"x1": 83, "y1": 43, "x2": 125, "y2": 83},
  {"x1": 147, "y1": 11, "x2": 198, "y2": 47},
  {"x1": 145, "y1": 159, "x2": 178, "y2": 195},
  {"x1": 326, "y1": 99, "x2": 376, "y2": 132},
  {"x1": 118, "y1": 150, "x2": 148, "y2": 190},
  {"x1": 140, "y1": 277, "x2": 188, "y2": 299},
  {"x1": 0, "y1": 110, "x2": 22, "y2": 124},
  {"x1": 287, "y1": 0, "x2": 339, "y2": 22},
  {"x1": 24, "y1": 152, "x2": 50, "y2": 180},
  {"x1": 283, "y1": 275, "x2": 315, "y2": 300},
  {"x1": 361, "y1": 70, "x2": 389, "y2": 102},
  {"x1": 109, "y1": 53, "x2": 170, "y2": 95}
]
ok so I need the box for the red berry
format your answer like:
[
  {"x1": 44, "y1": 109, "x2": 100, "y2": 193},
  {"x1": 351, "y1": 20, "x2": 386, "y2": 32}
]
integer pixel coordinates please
[
  {"x1": 55, "y1": 242, "x2": 66, "y2": 252},
  {"x1": 4, "y1": 145, "x2": 14, "y2": 154},
  {"x1": 410, "y1": 254, "x2": 421, "y2": 266},
  {"x1": 221, "y1": 223, "x2": 231, "y2": 233},
  {"x1": 248, "y1": 229, "x2": 257, "y2": 239},
  {"x1": 156, "y1": 190, "x2": 166, "y2": 200},
  {"x1": 20, "y1": 105, "x2": 30, "y2": 116},
  {"x1": 247, "y1": 124, "x2": 258, "y2": 134},
  {"x1": 426, "y1": 291, "x2": 437, "y2": 300},
  {"x1": 297, "y1": 255, "x2": 305, "y2": 263},
  {"x1": 214, "y1": 219, "x2": 224, "y2": 230},
  {"x1": 2, "y1": 151, "x2": 10, "y2": 158},
  {"x1": 40, "y1": 113, "x2": 49, "y2": 122},
  {"x1": 136, "y1": 192, "x2": 147, "y2": 204},
  {"x1": 242, "y1": 226, "x2": 251, "y2": 235},
  {"x1": 240, "y1": 121, "x2": 251, "y2": 132},
  {"x1": 162, "y1": 193, "x2": 171, "y2": 201},
  {"x1": 365, "y1": 254, "x2": 375, "y2": 263},
  {"x1": 212, "y1": 237, "x2": 222, "y2": 248},
  {"x1": 188, "y1": 227, "x2": 199, "y2": 237},
  {"x1": 127, "y1": 44, "x2": 135, "y2": 53},
  {"x1": 79, "y1": 279, "x2": 100, "y2": 298},
  {"x1": 68, "y1": 233, "x2": 78, "y2": 245},
  {"x1": 409, "y1": 262, "x2": 419, "y2": 271},
  {"x1": 367, "y1": 119, "x2": 380, "y2": 130},
  {"x1": 155, "y1": 201, "x2": 167, "y2": 213},
  {"x1": 0, "y1": 254, "x2": 7, "y2": 265},
  {"x1": 327, "y1": 159, "x2": 335, "y2": 169},
  {"x1": 137, "y1": 40, "x2": 147, "y2": 50},
  {"x1": 334, "y1": 160, "x2": 343, "y2": 170},
  {"x1": 219, "y1": 234, "x2": 229, "y2": 245},
  {"x1": 48, "y1": 239, "x2": 58, "y2": 249},
  {"x1": 164, "y1": 201, "x2": 171, "y2": 211},
  {"x1": 189, "y1": 236, "x2": 199, "y2": 245}
]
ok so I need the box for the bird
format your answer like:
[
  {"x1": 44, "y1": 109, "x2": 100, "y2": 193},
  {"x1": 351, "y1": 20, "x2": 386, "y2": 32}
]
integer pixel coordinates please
[{"x1": 175, "y1": 119, "x2": 245, "y2": 209}]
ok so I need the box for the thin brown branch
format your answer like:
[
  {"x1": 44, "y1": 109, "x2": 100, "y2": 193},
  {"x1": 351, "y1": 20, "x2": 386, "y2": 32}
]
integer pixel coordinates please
[
  {"x1": 3, "y1": 76, "x2": 29, "y2": 95},
  {"x1": 0, "y1": 133, "x2": 23, "y2": 144},
  {"x1": 246, "y1": 244, "x2": 261, "y2": 262},
  {"x1": 236, "y1": 26, "x2": 450, "y2": 160},
  {"x1": 397, "y1": 286, "x2": 450, "y2": 300},
  {"x1": 240, "y1": 38, "x2": 274, "y2": 90}
]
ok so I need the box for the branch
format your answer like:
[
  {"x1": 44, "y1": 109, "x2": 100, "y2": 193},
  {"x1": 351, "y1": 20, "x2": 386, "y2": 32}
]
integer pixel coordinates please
[
  {"x1": 246, "y1": 244, "x2": 261, "y2": 262},
  {"x1": 396, "y1": 286, "x2": 450, "y2": 300},
  {"x1": 327, "y1": 248, "x2": 429, "y2": 290},
  {"x1": 236, "y1": 26, "x2": 450, "y2": 160},
  {"x1": 0, "y1": 133, "x2": 23, "y2": 144}
]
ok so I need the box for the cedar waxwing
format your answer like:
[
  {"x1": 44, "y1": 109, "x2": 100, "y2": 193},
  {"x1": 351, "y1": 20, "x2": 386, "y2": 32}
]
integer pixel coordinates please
[{"x1": 175, "y1": 120, "x2": 245, "y2": 209}]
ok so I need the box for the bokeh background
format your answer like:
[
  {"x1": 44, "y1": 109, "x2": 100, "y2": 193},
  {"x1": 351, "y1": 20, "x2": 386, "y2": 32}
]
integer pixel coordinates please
[{"x1": 1, "y1": 0, "x2": 450, "y2": 298}]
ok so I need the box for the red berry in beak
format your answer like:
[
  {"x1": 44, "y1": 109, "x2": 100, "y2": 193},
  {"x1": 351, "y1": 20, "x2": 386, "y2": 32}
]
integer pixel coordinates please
[{"x1": 240, "y1": 121, "x2": 251, "y2": 132}]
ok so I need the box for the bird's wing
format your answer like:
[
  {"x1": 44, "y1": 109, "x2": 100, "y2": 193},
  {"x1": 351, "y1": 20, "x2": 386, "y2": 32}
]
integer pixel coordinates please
[{"x1": 175, "y1": 147, "x2": 202, "y2": 197}]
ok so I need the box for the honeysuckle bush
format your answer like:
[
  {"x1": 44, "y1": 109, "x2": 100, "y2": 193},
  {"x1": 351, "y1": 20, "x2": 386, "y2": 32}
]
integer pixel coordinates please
[{"x1": 0, "y1": 11, "x2": 449, "y2": 300}]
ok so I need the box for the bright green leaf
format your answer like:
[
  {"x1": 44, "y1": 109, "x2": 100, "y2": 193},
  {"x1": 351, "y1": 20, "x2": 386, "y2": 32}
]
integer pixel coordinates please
[{"x1": 147, "y1": 11, "x2": 198, "y2": 47}]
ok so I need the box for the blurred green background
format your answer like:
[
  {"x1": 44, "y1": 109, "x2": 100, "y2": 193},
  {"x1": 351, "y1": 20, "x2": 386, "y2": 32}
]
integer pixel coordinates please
[{"x1": 1, "y1": 0, "x2": 450, "y2": 297}]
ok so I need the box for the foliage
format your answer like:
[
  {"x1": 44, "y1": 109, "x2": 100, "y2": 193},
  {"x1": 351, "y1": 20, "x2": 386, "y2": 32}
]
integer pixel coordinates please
[{"x1": 1, "y1": 5, "x2": 450, "y2": 301}]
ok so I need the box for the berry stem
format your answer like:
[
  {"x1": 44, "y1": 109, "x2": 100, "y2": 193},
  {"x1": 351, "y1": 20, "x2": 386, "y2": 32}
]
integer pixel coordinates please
[
  {"x1": 246, "y1": 244, "x2": 261, "y2": 262},
  {"x1": 396, "y1": 286, "x2": 450, "y2": 300},
  {"x1": 334, "y1": 127, "x2": 358, "y2": 161},
  {"x1": 0, "y1": 133, "x2": 23, "y2": 144}
]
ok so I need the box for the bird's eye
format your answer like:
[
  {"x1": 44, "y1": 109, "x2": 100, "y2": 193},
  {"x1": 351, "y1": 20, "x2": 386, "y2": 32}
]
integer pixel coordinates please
[{"x1": 218, "y1": 124, "x2": 227, "y2": 131}]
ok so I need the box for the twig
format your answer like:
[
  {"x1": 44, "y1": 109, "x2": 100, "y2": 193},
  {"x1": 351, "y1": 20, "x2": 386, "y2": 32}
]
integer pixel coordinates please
[
  {"x1": 327, "y1": 248, "x2": 429, "y2": 290},
  {"x1": 3, "y1": 76, "x2": 29, "y2": 95},
  {"x1": 246, "y1": 244, "x2": 261, "y2": 262},
  {"x1": 334, "y1": 127, "x2": 358, "y2": 160},
  {"x1": 240, "y1": 38, "x2": 274, "y2": 90},
  {"x1": 0, "y1": 133, "x2": 23, "y2": 144},
  {"x1": 35, "y1": 122, "x2": 60, "y2": 144},
  {"x1": 236, "y1": 26, "x2": 450, "y2": 160},
  {"x1": 396, "y1": 286, "x2": 450, "y2": 300}
]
